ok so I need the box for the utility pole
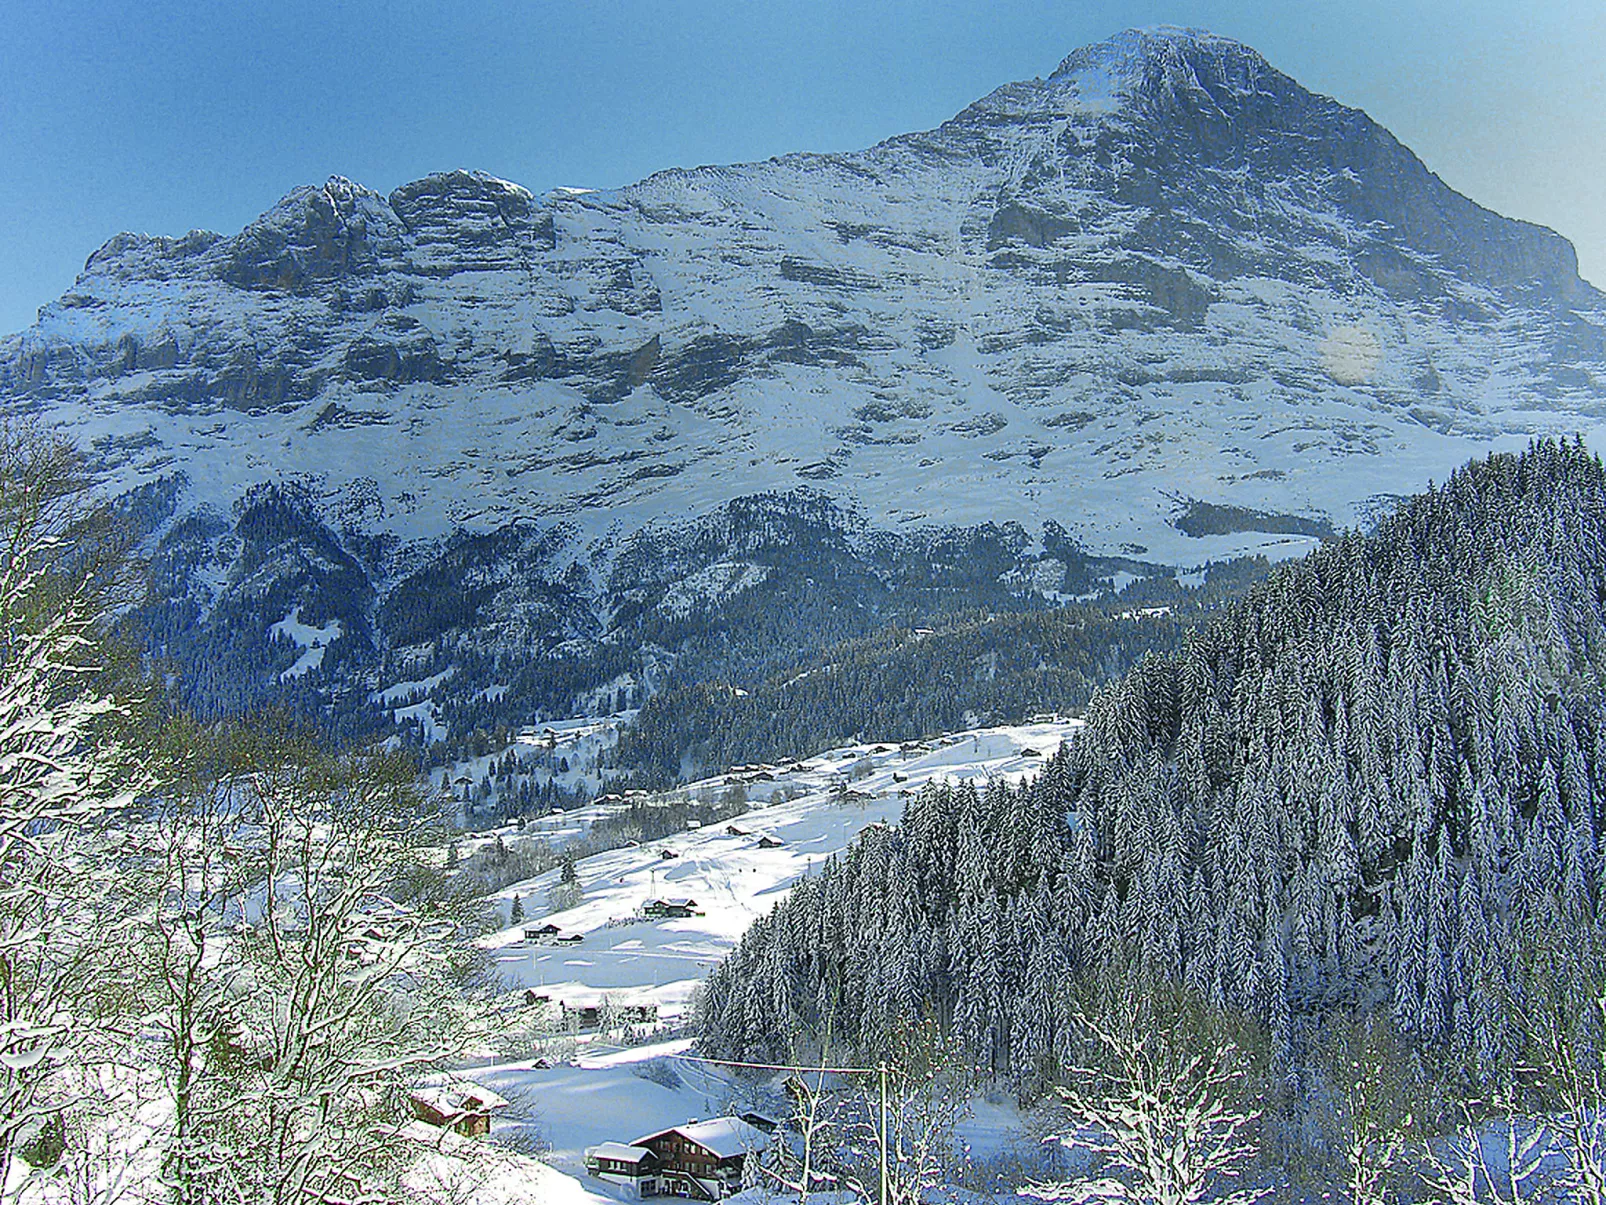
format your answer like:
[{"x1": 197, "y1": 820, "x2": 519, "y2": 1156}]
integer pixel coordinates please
[{"x1": 878, "y1": 1060, "x2": 888, "y2": 1205}]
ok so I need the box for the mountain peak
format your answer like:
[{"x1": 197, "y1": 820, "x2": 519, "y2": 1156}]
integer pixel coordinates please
[
  {"x1": 1048, "y1": 26, "x2": 1277, "y2": 108},
  {"x1": 1051, "y1": 26, "x2": 1265, "y2": 77}
]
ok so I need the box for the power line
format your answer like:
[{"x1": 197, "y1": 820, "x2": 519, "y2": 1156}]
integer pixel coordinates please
[{"x1": 673, "y1": 1052, "x2": 880, "y2": 1075}]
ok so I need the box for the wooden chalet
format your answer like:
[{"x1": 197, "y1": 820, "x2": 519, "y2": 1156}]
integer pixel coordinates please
[
  {"x1": 564, "y1": 1001, "x2": 603, "y2": 1029},
  {"x1": 643, "y1": 898, "x2": 699, "y2": 919},
  {"x1": 620, "y1": 1002, "x2": 659, "y2": 1025},
  {"x1": 618, "y1": 1116, "x2": 772, "y2": 1199},
  {"x1": 563, "y1": 998, "x2": 659, "y2": 1029},
  {"x1": 585, "y1": 1142, "x2": 658, "y2": 1198},
  {"x1": 407, "y1": 1080, "x2": 508, "y2": 1138}
]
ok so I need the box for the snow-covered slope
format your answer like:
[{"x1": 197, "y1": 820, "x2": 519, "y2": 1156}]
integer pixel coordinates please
[
  {"x1": 479, "y1": 719, "x2": 1079, "y2": 1021},
  {"x1": 461, "y1": 719, "x2": 1079, "y2": 1183},
  {"x1": 4, "y1": 26, "x2": 1602, "y2": 723}
]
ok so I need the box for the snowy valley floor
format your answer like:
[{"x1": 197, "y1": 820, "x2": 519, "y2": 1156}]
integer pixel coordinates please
[{"x1": 455, "y1": 719, "x2": 1084, "y2": 1197}]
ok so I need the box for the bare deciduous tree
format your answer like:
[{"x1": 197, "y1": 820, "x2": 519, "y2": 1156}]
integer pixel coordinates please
[
  {"x1": 0, "y1": 427, "x2": 147, "y2": 1201},
  {"x1": 1026, "y1": 987, "x2": 1267, "y2": 1205},
  {"x1": 1318, "y1": 1016, "x2": 1414, "y2": 1205},
  {"x1": 1418, "y1": 1082, "x2": 1551, "y2": 1205},
  {"x1": 851, "y1": 1027, "x2": 974, "y2": 1205},
  {"x1": 769, "y1": 1054, "x2": 839, "y2": 1201},
  {"x1": 132, "y1": 720, "x2": 479, "y2": 1205},
  {"x1": 1521, "y1": 966, "x2": 1606, "y2": 1204},
  {"x1": 220, "y1": 732, "x2": 470, "y2": 1205}
]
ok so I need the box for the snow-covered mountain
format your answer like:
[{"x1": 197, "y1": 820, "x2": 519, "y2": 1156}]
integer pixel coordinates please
[{"x1": 4, "y1": 26, "x2": 1603, "y2": 731}]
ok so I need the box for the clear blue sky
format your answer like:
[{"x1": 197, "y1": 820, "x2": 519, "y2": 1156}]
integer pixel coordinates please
[{"x1": 2, "y1": 0, "x2": 1602, "y2": 336}]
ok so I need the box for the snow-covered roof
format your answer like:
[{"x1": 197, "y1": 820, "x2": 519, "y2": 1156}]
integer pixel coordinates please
[
  {"x1": 633, "y1": 1117, "x2": 772, "y2": 1159},
  {"x1": 409, "y1": 1080, "x2": 510, "y2": 1116},
  {"x1": 587, "y1": 1142, "x2": 654, "y2": 1163}
]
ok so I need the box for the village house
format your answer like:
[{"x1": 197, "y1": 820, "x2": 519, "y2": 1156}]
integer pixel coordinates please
[
  {"x1": 587, "y1": 1116, "x2": 771, "y2": 1200},
  {"x1": 522, "y1": 923, "x2": 582, "y2": 945},
  {"x1": 585, "y1": 1142, "x2": 658, "y2": 1198},
  {"x1": 562, "y1": 998, "x2": 660, "y2": 1030},
  {"x1": 642, "y1": 898, "x2": 699, "y2": 919},
  {"x1": 407, "y1": 1081, "x2": 508, "y2": 1138},
  {"x1": 620, "y1": 1002, "x2": 659, "y2": 1025}
]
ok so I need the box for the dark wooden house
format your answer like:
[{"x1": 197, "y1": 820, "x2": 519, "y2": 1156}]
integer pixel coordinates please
[{"x1": 407, "y1": 1081, "x2": 508, "y2": 1138}]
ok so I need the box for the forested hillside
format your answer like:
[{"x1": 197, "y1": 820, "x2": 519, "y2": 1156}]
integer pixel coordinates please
[
  {"x1": 697, "y1": 438, "x2": 1606, "y2": 1091},
  {"x1": 608, "y1": 559, "x2": 1273, "y2": 785},
  {"x1": 610, "y1": 604, "x2": 1189, "y2": 784}
]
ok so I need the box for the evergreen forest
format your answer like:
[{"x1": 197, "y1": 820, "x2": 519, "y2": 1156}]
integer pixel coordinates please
[{"x1": 697, "y1": 439, "x2": 1606, "y2": 1102}]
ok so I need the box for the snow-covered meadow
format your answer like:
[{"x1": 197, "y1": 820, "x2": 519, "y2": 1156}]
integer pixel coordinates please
[
  {"x1": 480, "y1": 719, "x2": 1081, "y2": 1021},
  {"x1": 454, "y1": 720, "x2": 1082, "y2": 1193}
]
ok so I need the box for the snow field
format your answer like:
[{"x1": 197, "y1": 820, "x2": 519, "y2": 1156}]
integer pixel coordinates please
[{"x1": 269, "y1": 605, "x2": 343, "y2": 680}]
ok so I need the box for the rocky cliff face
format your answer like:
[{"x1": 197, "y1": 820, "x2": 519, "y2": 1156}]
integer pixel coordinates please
[{"x1": 3, "y1": 26, "x2": 1603, "y2": 737}]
